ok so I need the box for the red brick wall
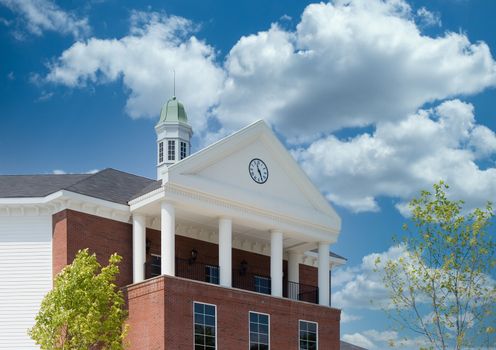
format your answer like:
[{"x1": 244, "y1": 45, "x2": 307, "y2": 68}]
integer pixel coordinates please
[
  {"x1": 125, "y1": 276, "x2": 341, "y2": 350},
  {"x1": 52, "y1": 209, "x2": 134, "y2": 287},
  {"x1": 125, "y1": 279, "x2": 165, "y2": 350}
]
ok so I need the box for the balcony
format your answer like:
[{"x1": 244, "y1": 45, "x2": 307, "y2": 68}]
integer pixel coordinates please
[{"x1": 147, "y1": 257, "x2": 319, "y2": 304}]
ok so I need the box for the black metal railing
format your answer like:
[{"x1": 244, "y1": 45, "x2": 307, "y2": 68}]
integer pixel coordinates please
[
  {"x1": 175, "y1": 258, "x2": 220, "y2": 285},
  {"x1": 146, "y1": 259, "x2": 319, "y2": 304},
  {"x1": 232, "y1": 270, "x2": 272, "y2": 295},
  {"x1": 285, "y1": 281, "x2": 319, "y2": 304}
]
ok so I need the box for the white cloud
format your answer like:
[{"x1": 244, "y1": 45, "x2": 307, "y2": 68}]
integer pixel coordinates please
[
  {"x1": 416, "y1": 7, "x2": 442, "y2": 27},
  {"x1": 0, "y1": 0, "x2": 90, "y2": 39},
  {"x1": 342, "y1": 329, "x2": 430, "y2": 350},
  {"x1": 295, "y1": 99, "x2": 496, "y2": 213},
  {"x1": 340, "y1": 311, "x2": 362, "y2": 323},
  {"x1": 52, "y1": 169, "x2": 99, "y2": 175},
  {"x1": 41, "y1": 0, "x2": 496, "y2": 214},
  {"x1": 214, "y1": 0, "x2": 496, "y2": 142},
  {"x1": 45, "y1": 11, "x2": 225, "y2": 133},
  {"x1": 332, "y1": 245, "x2": 408, "y2": 310},
  {"x1": 342, "y1": 332, "x2": 376, "y2": 349}
]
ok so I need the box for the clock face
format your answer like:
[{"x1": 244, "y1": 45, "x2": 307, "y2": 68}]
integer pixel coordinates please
[{"x1": 249, "y1": 158, "x2": 269, "y2": 184}]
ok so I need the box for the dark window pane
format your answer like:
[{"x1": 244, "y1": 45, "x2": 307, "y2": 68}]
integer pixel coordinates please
[
  {"x1": 205, "y1": 325, "x2": 215, "y2": 337},
  {"x1": 250, "y1": 312, "x2": 258, "y2": 323},
  {"x1": 194, "y1": 303, "x2": 204, "y2": 314},
  {"x1": 205, "y1": 336, "x2": 215, "y2": 346},
  {"x1": 194, "y1": 324, "x2": 204, "y2": 335},
  {"x1": 205, "y1": 315, "x2": 215, "y2": 326},
  {"x1": 259, "y1": 324, "x2": 268, "y2": 335},
  {"x1": 195, "y1": 334, "x2": 204, "y2": 345},
  {"x1": 205, "y1": 304, "x2": 215, "y2": 316},
  {"x1": 195, "y1": 313, "x2": 204, "y2": 325},
  {"x1": 308, "y1": 322, "x2": 316, "y2": 333}
]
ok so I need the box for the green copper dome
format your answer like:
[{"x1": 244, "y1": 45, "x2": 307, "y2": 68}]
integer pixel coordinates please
[{"x1": 157, "y1": 96, "x2": 188, "y2": 124}]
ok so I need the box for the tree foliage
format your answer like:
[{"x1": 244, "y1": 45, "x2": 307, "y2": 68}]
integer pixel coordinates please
[
  {"x1": 29, "y1": 249, "x2": 128, "y2": 350},
  {"x1": 377, "y1": 182, "x2": 495, "y2": 349}
]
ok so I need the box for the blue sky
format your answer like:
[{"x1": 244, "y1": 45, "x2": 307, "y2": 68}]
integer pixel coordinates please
[{"x1": 1, "y1": 0, "x2": 495, "y2": 348}]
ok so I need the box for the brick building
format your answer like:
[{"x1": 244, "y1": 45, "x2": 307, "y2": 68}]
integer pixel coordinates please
[{"x1": 0, "y1": 96, "x2": 346, "y2": 349}]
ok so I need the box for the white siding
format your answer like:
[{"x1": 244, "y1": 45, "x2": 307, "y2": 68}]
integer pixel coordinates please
[{"x1": 0, "y1": 215, "x2": 52, "y2": 350}]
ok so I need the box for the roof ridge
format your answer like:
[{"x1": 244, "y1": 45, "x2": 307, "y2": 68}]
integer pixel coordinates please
[
  {"x1": 63, "y1": 169, "x2": 104, "y2": 190},
  {"x1": 101, "y1": 168, "x2": 154, "y2": 181}
]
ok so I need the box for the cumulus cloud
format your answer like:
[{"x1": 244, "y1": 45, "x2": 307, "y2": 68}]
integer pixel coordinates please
[
  {"x1": 45, "y1": 11, "x2": 225, "y2": 133},
  {"x1": 0, "y1": 0, "x2": 90, "y2": 39},
  {"x1": 332, "y1": 245, "x2": 408, "y2": 310},
  {"x1": 52, "y1": 169, "x2": 99, "y2": 175},
  {"x1": 295, "y1": 100, "x2": 496, "y2": 213},
  {"x1": 342, "y1": 329, "x2": 429, "y2": 350},
  {"x1": 214, "y1": 0, "x2": 496, "y2": 142},
  {"x1": 340, "y1": 311, "x2": 362, "y2": 323},
  {"x1": 416, "y1": 7, "x2": 442, "y2": 27},
  {"x1": 41, "y1": 0, "x2": 496, "y2": 214}
]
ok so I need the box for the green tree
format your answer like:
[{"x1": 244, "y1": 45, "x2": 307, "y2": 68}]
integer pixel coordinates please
[
  {"x1": 29, "y1": 249, "x2": 128, "y2": 350},
  {"x1": 377, "y1": 182, "x2": 495, "y2": 350}
]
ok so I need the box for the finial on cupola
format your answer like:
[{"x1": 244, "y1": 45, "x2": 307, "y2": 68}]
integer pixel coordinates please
[{"x1": 155, "y1": 70, "x2": 193, "y2": 180}]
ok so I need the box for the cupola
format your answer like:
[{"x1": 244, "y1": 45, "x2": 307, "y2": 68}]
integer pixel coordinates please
[{"x1": 155, "y1": 96, "x2": 193, "y2": 179}]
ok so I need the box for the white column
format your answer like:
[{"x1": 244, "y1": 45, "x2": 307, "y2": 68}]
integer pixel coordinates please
[
  {"x1": 161, "y1": 202, "x2": 175, "y2": 276},
  {"x1": 318, "y1": 242, "x2": 330, "y2": 306},
  {"x1": 218, "y1": 217, "x2": 232, "y2": 287},
  {"x1": 287, "y1": 251, "x2": 300, "y2": 300},
  {"x1": 132, "y1": 213, "x2": 146, "y2": 283},
  {"x1": 270, "y1": 230, "x2": 283, "y2": 297}
]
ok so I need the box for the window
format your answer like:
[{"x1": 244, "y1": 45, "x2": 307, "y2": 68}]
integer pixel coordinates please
[
  {"x1": 194, "y1": 302, "x2": 216, "y2": 350},
  {"x1": 299, "y1": 320, "x2": 318, "y2": 350},
  {"x1": 150, "y1": 255, "x2": 161, "y2": 277},
  {"x1": 180, "y1": 141, "x2": 187, "y2": 159},
  {"x1": 168, "y1": 140, "x2": 175, "y2": 161},
  {"x1": 158, "y1": 142, "x2": 164, "y2": 163},
  {"x1": 205, "y1": 265, "x2": 219, "y2": 285},
  {"x1": 249, "y1": 312, "x2": 269, "y2": 350},
  {"x1": 254, "y1": 276, "x2": 271, "y2": 295}
]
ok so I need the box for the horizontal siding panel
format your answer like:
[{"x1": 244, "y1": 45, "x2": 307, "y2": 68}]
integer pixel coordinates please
[{"x1": 0, "y1": 215, "x2": 52, "y2": 350}]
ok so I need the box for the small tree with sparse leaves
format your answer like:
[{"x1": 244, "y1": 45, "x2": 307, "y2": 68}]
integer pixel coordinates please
[
  {"x1": 376, "y1": 182, "x2": 495, "y2": 350},
  {"x1": 29, "y1": 249, "x2": 128, "y2": 350}
]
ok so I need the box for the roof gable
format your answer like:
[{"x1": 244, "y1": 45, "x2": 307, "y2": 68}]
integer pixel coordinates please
[{"x1": 165, "y1": 120, "x2": 341, "y2": 231}]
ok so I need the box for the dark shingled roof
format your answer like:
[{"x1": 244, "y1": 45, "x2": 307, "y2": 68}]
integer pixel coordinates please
[
  {"x1": 0, "y1": 168, "x2": 155, "y2": 205},
  {"x1": 341, "y1": 341, "x2": 368, "y2": 350},
  {"x1": 129, "y1": 180, "x2": 162, "y2": 201}
]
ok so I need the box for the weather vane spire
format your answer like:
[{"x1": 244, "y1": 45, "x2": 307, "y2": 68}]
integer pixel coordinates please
[{"x1": 173, "y1": 68, "x2": 176, "y2": 97}]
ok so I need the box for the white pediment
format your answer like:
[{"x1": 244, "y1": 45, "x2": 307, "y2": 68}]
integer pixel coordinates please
[{"x1": 163, "y1": 121, "x2": 341, "y2": 236}]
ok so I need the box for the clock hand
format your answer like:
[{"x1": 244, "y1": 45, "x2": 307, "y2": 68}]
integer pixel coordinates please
[{"x1": 257, "y1": 164, "x2": 263, "y2": 179}]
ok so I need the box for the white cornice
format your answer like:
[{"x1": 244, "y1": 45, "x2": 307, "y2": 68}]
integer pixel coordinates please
[
  {"x1": 166, "y1": 183, "x2": 338, "y2": 242},
  {"x1": 0, "y1": 190, "x2": 131, "y2": 222}
]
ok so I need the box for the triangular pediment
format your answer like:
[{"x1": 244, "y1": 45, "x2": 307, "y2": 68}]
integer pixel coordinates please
[{"x1": 164, "y1": 121, "x2": 341, "y2": 232}]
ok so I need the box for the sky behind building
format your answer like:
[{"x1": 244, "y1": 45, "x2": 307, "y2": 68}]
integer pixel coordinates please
[{"x1": 1, "y1": 0, "x2": 495, "y2": 348}]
